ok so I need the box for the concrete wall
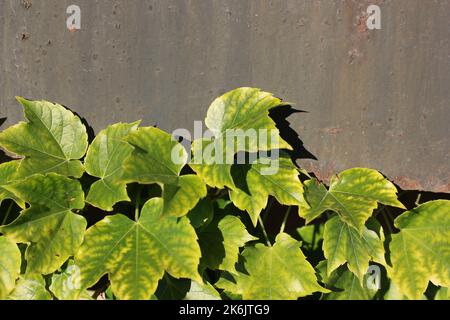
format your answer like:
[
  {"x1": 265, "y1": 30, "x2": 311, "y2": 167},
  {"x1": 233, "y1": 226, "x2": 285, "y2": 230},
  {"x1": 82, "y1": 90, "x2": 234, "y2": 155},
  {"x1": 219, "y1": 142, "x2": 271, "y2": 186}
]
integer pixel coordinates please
[{"x1": 0, "y1": 0, "x2": 449, "y2": 192}]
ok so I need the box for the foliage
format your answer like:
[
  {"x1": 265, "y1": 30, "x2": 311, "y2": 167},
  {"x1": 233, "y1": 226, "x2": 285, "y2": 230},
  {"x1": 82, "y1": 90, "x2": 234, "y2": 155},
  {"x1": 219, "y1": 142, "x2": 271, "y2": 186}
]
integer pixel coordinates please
[{"x1": 0, "y1": 89, "x2": 448, "y2": 300}]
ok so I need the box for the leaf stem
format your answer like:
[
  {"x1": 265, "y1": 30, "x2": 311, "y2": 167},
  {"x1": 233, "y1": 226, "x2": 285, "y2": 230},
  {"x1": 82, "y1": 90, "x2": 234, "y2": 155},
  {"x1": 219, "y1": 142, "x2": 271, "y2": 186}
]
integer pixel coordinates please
[
  {"x1": 258, "y1": 215, "x2": 271, "y2": 247},
  {"x1": 134, "y1": 186, "x2": 143, "y2": 221},
  {"x1": 261, "y1": 197, "x2": 274, "y2": 222},
  {"x1": 1, "y1": 201, "x2": 14, "y2": 225},
  {"x1": 280, "y1": 207, "x2": 292, "y2": 234}
]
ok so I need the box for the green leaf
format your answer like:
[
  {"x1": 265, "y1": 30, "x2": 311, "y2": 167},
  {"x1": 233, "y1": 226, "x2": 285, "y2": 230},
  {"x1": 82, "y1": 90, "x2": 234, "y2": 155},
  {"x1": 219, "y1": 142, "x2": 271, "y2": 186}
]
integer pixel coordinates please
[
  {"x1": 384, "y1": 281, "x2": 427, "y2": 300},
  {"x1": 155, "y1": 274, "x2": 191, "y2": 300},
  {"x1": 323, "y1": 215, "x2": 386, "y2": 282},
  {"x1": 84, "y1": 122, "x2": 140, "y2": 211},
  {"x1": 297, "y1": 224, "x2": 324, "y2": 251},
  {"x1": 187, "y1": 198, "x2": 214, "y2": 229},
  {"x1": 388, "y1": 200, "x2": 450, "y2": 300},
  {"x1": 161, "y1": 175, "x2": 207, "y2": 218},
  {"x1": 75, "y1": 198, "x2": 201, "y2": 300},
  {"x1": 435, "y1": 287, "x2": 450, "y2": 300},
  {"x1": 0, "y1": 173, "x2": 86, "y2": 274},
  {"x1": 0, "y1": 97, "x2": 88, "y2": 178},
  {"x1": 299, "y1": 168, "x2": 405, "y2": 232},
  {"x1": 0, "y1": 236, "x2": 21, "y2": 299},
  {"x1": 318, "y1": 262, "x2": 378, "y2": 300},
  {"x1": 122, "y1": 127, "x2": 206, "y2": 217},
  {"x1": 190, "y1": 87, "x2": 292, "y2": 190},
  {"x1": 7, "y1": 274, "x2": 51, "y2": 300},
  {"x1": 198, "y1": 215, "x2": 257, "y2": 272},
  {"x1": 226, "y1": 233, "x2": 328, "y2": 299},
  {"x1": 229, "y1": 154, "x2": 303, "y2": 225},
  {"x1": 122, "y1": 127, "x2": 187, "y2": 185},
  {"x1": 190, "y1": 138, "x2": 235, "y2": 189},
  {"x1": 184, "y1": 281, "x2": 221, "y2": 300},
  {"x1": 0, "y1": 161, "x2": 25, "y2": 208}
]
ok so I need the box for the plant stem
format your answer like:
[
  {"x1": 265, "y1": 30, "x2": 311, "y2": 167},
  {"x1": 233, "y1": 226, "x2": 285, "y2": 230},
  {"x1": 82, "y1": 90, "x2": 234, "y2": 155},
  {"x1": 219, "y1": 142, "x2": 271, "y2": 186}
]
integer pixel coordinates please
[
  {"x1": 258, "y1": 215, "x2": 271, "y2": 247},
  {"x1": 261, "y1": 197, "x2": 274, "y2": 222},
  {"x1": 134, "y1": 186, "x2": 143, "y2": 221},
  {"x1": 1, "y1": 201, "x2": 14, "y2": 225},
  {"x1": 280, "y1": 207, "x2": 292, "y2": 233}
]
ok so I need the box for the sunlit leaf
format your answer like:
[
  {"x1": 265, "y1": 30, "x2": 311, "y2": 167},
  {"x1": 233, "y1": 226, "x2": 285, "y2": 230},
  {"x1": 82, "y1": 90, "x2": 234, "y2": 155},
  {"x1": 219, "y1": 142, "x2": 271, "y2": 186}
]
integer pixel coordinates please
[
  {"x1": 75, "y1": 198, "x2": 201, "y2": 300},
  {"x1": 229, "y1": 154, "x2": 303, "y2": 225},
  {"x1": 0, "y1": 173, "x2": 86, "y2": 274},
  {"x1": 225, "y1": 233, "x2": 328, "y2": 299},
  {"x1": 0, "y1": 97, "x2": 88, "y2": 178},
  {"x1": 388, "y1": 200, "x2": 450, "y2": 300},
  {"x1": 299, "y1": 168, "x2": 404, "y2": 232},
  {"x1": 0, "y1": 236, "x2": 21, "y2": 299},
  {"x1": 84, "y1": 122, "x2": 140, "y2": 211}
]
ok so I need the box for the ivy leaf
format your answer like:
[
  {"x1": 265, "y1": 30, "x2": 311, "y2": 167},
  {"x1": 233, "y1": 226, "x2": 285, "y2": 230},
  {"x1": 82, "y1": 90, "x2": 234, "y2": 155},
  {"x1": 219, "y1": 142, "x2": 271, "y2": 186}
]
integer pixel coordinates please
[
  {"x1": 229, "y1": 154, "x2": 304, "y2": 225},
  {"x1": 122, "y1": 127, "x2": 206, "y2": 217},
  {"x1": 0, "y1": 236, "x2": 21, "y2": 299},
  {"x1": 84, "y1": 122, "x2": 140, "y2": 211},
  {"x1": 323, "y1": 215, "x2": 386, "y2": 282},
  {"x1": 299, "y1": 168, "x2": 405, "y2": 232},
  {"x1": 75, "y1": 197, "x2": 201, "y2": 300},
  {"x1": 7, "y1": 274, "x2": 51, "y2": 300},
  {"x1": 0, "y1": 97, "x2": 88, "y2": 178},
  {"x1": 317, "y1": 262, "x2": 378, "y2": 300},
  {"x1": 190, "y1": 87, "x2": 292, "y2": 189},
  {"x1": 198, "y1": 215, "x2": 257, "y2": 272},
  {"x1": 0, "y1": 161, "x2": 25, "y2": 208},
  {"x1": 388, "y1": 200, "x2": 450, "y2": 300},
  {"x1": 184, "y1": 281, "x2": 221, "y2": 300},
  {"x1": 0, "y1": 173, "x2": 86, "y2": 274},
  {"x1": 226, "y1": 233, "x2": 328, "y2": 299}
]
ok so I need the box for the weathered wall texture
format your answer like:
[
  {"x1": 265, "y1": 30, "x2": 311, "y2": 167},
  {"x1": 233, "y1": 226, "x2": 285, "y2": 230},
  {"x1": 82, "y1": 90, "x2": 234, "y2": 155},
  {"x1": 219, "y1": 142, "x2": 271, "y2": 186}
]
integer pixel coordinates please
[{"x1": 0, "y1": 0, "x2": 449, "y2": 192}]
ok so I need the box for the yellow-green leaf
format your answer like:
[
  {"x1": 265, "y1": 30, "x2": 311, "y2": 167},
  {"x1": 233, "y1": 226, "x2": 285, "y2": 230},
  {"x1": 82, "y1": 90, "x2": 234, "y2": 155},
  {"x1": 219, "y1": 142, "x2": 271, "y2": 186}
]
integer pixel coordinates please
[
  {"x1": 75, "y1": 198, "x2": 201, "y2": 300},
  {"x1": 84, "y1": 122, "x2": 140, "y2": 211},
  {"x1": 198, "y1": 215, "x2": 257, "y2": 273},
  {"x1": 0, "y1": 173, "x2": 86, "y2": 274},
  {"x1": 122, "y1": 127, "x2": 206, "y2": 217},
  {"x1": 229, "y1": 155, "x2": 303, "y2": 225},
  {"x1": 323, "y1": 215, "x2": 386, "y2": 282},
  {"x1": 0, "y1": 161, "x2": 24, "y2": 208},
  {"x1": 389, "y1": 200, "x2": 450, "y2": 300},
  {"x1": 299, "y1": 168, "x2": 404, "y2": 232},
  {"x1": 0, "y1": 236, "x2": 21, "y2": 299},
  {"x1": 318, "y1": 261, "x2": 378, "y2": 300},
  {"x1": 7, "y1": 274, "x2": 51, "y2": 300},
  {"x1": 0, "y1": 97, "x2": 88, "y2": 178},
  {"x1": 190, "y1": 87, "x2": 292, "y2": 190},
  {"x1": 226, "y1": 233, "x2": 328, "y2": 299}
]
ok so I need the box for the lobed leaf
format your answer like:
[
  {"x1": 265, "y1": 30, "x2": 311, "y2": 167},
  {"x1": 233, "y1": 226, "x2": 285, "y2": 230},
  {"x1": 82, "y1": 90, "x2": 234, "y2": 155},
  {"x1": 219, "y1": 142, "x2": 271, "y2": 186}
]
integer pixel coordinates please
[
  {"x1": 0, "y1": 173, "x2": 86, "y2": 274},
  {"x1": 75, "y1": 198, "x2": 201, "y2": 300},
  {"x1": 323, "y1": 215, "x2": 386, "y2": 282},
  {"x1": 84, "y1": 122, "x2": 140, "y2": 211},
  {"x1": 224, "y1": 233, "x2": 328, "y2": 299},
  {"x1": 299, "y1": 168, "x2": 405, "y2": 232},
  {"x1": 0, "y1": 97, "x2": 88, "y2": 178},
  {"x1": 388, "y1": 200, "x2": 450, "y2": 299},
  {"x1": 0, "y1": 236, "x2": 21, "y2": 299}
]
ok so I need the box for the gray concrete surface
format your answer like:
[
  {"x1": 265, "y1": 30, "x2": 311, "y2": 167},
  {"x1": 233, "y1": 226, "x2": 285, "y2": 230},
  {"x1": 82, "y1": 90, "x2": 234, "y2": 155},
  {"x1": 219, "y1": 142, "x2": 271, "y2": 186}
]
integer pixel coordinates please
[{"x1": 0, "y1": 0, "x2": 449, "y2": 192}]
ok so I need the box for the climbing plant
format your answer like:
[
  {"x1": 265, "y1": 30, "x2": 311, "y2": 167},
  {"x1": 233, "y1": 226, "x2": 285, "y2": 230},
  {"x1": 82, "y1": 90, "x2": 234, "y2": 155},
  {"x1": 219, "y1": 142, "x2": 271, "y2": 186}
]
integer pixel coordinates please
[{"x1": 0, "y1": 88, "x2": 448, "y2": 300}]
